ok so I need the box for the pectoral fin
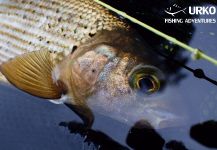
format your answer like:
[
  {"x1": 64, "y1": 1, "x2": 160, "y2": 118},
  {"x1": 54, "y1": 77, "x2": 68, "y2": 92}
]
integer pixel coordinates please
[
  {"x1": 65, "y1": 103, "x2": 94, "y2": 128},
  {"x1": 0, "y1": 50, "x2": 62, "y2": 99},
  {"x1": 0, "y1": 72, "x2": 7, "y2": 83}
]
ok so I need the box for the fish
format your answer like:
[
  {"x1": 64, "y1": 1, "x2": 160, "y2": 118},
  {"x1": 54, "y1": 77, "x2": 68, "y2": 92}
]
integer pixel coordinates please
[{"x1": 0, "y1": 0, "x2": 185, "y2": 129}]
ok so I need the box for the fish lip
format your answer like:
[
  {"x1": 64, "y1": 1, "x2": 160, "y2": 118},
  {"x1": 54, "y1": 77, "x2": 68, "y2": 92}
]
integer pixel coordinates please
[
  {"x1": 143, "y1": 108, "x2": 186, "y2": 129},
  {"x1": 88, "y1": 94, "x2": 187, "y2": 129}
]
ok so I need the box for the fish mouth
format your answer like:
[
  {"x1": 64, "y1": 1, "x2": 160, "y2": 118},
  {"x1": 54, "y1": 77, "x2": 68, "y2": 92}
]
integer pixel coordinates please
[
  {"x1": 137, "y1": 106, "x2": 186, "y2": 129},
  {"x1": 87, "y1": 91, "x2": 188, "y2": 129}
]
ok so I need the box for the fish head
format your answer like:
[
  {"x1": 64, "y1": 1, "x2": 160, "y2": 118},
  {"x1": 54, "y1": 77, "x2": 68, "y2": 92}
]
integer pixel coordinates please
[
  {"x1": 0, "y1": 28, "x2": 187, "y2": 129},
  {"x1": 56, "y1": 29, "x2": 187, "y2": 129},
  {"x1": 56, "y1": 29, "x2": 164, "y2": 100}
]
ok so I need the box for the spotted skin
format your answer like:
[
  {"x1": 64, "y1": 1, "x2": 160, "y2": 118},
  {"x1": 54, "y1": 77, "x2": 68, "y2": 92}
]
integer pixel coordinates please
[
  {"x1": 0, "y1": 0, "x2": 178, "y2": 129},
  {"x1": 0, "y1": 0, "x2": 128, "y2": 67}
]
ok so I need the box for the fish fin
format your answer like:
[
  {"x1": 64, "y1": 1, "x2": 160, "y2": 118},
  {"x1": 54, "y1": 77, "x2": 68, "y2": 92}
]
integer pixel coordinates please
[
  {"x1": 65, "y1": 103, "x2": 94, "y2": 128},
  {"x1": 49, "y1": 100, "x2": 63, "y2": 104},
  {"x1": 0, "y1": 72, "x2": 8, "y2": 83},
  {"x1": 0, "y1": 50, "x2": 62, "y2": 99},
  {"x1": 49, "y1": 95, "x2": 68, "y2": 104}
]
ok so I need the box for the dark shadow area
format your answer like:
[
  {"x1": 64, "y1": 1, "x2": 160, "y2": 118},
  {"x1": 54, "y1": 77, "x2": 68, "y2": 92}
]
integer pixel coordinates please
[
  {"x1": 59, "y1": 121, "x2": 129, "y2": 150},
  {"x1": 126, "y1": 120, "x2": 165, "y2": 150},
  {"x1": 104, "y1": 0, "x2": 194, "y2": 84},
  {"x1": 126, "y1": 121, "x2": 188, "y2": 150},
  {"x1": 155, "y1": 50, "x2": 217, "y2": 87},
  {"x1": 103, "y1": 0, "x2": 217, "y2": 87},
  {"x1": 190, "y1": 120, "x2": 217, "y2": 148},
  {"x1": 60, "y1": 120, "x2": 189, "y2": 150},
  {"x1": 165, "y1": 140, "x2": 188, "y2": 150}
]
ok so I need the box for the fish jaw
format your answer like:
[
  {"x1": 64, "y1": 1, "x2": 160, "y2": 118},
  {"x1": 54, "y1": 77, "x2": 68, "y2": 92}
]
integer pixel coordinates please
[
  {"x1": 86, "y1": 91, "x2": 187, "y2": 129},
  {"x1": 52, "y1": 29, "x2": 170, "y2": 128}
]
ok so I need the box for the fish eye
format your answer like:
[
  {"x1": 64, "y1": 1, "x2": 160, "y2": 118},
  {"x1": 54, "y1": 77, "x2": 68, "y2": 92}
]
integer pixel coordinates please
[
  {"x1": 129, "y1": 65, "x2": 164, "y2": 94},
  {"x1": 136, "y1": 75, "x2": 159, "y2": 93}
]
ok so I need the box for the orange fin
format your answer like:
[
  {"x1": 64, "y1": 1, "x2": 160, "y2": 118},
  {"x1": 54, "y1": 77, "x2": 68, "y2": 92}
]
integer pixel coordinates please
[{"x1": 0, "y1": 50, "x2": 62, "y2": 99}]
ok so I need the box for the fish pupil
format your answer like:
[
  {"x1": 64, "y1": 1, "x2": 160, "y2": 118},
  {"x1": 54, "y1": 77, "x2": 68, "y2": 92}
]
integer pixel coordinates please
[{"x1": 138, "y1": 77, "x2": 154, "y2": 93}]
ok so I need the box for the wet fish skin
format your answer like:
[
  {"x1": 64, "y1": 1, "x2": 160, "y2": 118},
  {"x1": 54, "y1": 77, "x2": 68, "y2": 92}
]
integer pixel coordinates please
[
  {"x1": 0, "y1": 0, "x2": 172, "y2": 129},
  {"x1": 0, "y1": 0, "x2": 129, "y2": 128},
  {"x1": 0, "y1": 0, "x2": 128, "y2": 64}
]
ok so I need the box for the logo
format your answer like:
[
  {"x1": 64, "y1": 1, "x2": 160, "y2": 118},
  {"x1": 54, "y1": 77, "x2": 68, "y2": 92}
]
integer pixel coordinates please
[
  {"x1": 165, "y1": 4, "x2": 187, "y2": 17},
  {"x1": 164, "y1": 4, "x2": 216, "y2": 24},
  {"x1": 189, "y1": 6, "x2": 216, "y2": 15}
]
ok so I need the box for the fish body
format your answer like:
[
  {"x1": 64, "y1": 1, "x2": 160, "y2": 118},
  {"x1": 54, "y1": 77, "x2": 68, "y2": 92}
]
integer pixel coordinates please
[
  {"x1": 0, "y1": 0, "x2": 127, "y2": 63},
  {"x1": 0, "y1": 0, "x2": 183, "y2": 128}
]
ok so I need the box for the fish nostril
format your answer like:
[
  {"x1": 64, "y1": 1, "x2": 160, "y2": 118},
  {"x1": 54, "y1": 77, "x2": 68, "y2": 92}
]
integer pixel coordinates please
[
  {"x1": 71, "y1": 46, "x2": 78, "y2": 54},
  {"x1": 89, "y1": 33, "x2": 96, "y2": 37},
  {"x1": 92, "y1": 69, "x2": 96, "y2": 73}
]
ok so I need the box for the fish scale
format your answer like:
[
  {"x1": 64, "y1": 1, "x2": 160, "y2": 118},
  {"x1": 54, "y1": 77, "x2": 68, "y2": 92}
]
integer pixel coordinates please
[
  {"x1": 0, "y1": 0, "x2": 178, "y2": 129},
  {"x1": 0, "y1": 0, "x2": 128, "y2": 68}
]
